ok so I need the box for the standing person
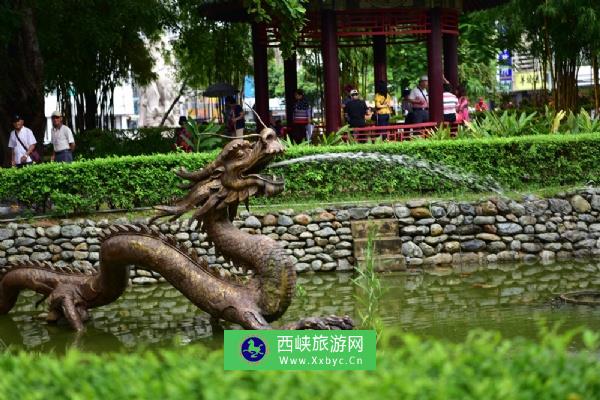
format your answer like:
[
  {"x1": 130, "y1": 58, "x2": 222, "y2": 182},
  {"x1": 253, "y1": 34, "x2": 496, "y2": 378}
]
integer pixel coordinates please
[
  {"x1": 341, "y1": 84, "x2": 354, "y2": 114},
  {"x1": 475, "y1": 97, "x2": 488, "y2": 112},
  {"x1": 226, "y1": 96, "x2": 245, "y2": 137},
  {"x1": 8, "y1": 114, "x2": 36, "y2": 168},
  {"x1": 50, "y1": 111, "x2": 75, "y2": 163},
  {"x1": 291, "y1": 89, "x2": 312, "y2": 144},
  {"x1": 175, "y1": 116, "x2": 192, "y2": 152},
  {"x1": 374, "y1": 80, "x2": 392, "y2": 139},
  {"x1": 408, "y1": 75, "x2": 429, "y2": 123},
  {"x1": 456, "y1": 86, "x2": 470, "y2": 123},
  {"x1": 374, "y1": 80, "x2": 392, "y2": 126},
  {"x1": 344, "y1": 89, "x2": 369, "y2": 142},
  {"x1": 442, "y1": 84, "x2": 459, "y2": 123},
  {"x1": 344, "y1": 89, "x2": 369, "y2": 128}
]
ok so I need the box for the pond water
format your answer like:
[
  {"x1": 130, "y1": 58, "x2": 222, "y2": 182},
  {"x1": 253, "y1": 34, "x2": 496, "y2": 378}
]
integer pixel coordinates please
[{"x1": 1, "y1": 260, "x2": 600, "y2": 353}]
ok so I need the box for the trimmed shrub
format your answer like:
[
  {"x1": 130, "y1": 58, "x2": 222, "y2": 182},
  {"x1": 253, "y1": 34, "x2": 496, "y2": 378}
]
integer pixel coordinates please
[
  {"x1": 0, "y1": 153, "x2": 214, "y2": 214},
  {"x1": 2, "y1": 133, "x2": 600, "y2": 214},
  {"x1": 278, "y1": 133, "x2": 600, "y2": 201},
  {"x1": 0, "y1": 330, "x2": 599, "y2": 399}
]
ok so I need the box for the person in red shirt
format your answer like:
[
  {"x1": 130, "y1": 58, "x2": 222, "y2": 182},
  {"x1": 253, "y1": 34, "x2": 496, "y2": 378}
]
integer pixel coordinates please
[
  {"x1": 475, "y1": 97, "x2": 489, "y2": 112},
  {"x1": 175, "y1": 116, "x2": 192, "y2": 152}
]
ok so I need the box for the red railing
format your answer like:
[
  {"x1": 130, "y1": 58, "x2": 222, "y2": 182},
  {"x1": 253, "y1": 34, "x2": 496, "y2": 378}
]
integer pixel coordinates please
[
  {"x1": 281, "y1": 122, "x2": 461, "y2": 143},
  {"x1": 344, "y1": 123, "x2": 460, "y2": 142}
]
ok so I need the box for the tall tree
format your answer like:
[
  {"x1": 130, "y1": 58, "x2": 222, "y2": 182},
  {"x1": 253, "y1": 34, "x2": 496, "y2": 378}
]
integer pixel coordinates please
[
  {"x1": 39, "y1": 0, "x2": 168, "y2": 131},
  {"x1": 499, "y1": 0, "x2": 600, "y2": 111},
  {"x1": 0, "y1": 0, "x2": 45, "y2": 166}
]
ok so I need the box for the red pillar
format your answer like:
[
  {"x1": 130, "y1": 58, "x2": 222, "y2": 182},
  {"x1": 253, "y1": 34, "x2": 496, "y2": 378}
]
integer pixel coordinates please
[
  {"x1": 443, "y1": 33, "x2": 459, "y2": 90},
  {"x1": 283, "y1": 53, "x2": 297, "y2": 126},
  {"x1": 427, "y1": 8, "x2": 444, "y2": 124},
  {"x1": 373, "y1": 35, "x2": 387, "y2": 86},
  {"x1": 321, "y1": 9, "x2": 342, "y2": 134},
  {"x1": 252, "y1": 22, "x2": 269, "y2": 129}
]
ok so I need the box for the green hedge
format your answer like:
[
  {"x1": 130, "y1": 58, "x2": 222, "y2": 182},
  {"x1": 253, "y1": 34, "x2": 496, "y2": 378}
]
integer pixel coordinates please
[
  {"x1": 2, "y1": 133, "x2": 600, "y2": 215},
  {"x1": 0, "y1": 153, "x2": 213, "y2": 215},
  {"x1": 0, "y1": 330, "x2": 599, "y2": 399},
  {"x1": 74, "y1": 127, "x2": 176, "y2": 159}
]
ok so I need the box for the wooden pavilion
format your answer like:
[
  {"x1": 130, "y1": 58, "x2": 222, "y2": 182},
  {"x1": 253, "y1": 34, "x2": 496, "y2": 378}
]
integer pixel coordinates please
[{"x1": 200, "y1": 0, "x2": 508, "y2": 134}]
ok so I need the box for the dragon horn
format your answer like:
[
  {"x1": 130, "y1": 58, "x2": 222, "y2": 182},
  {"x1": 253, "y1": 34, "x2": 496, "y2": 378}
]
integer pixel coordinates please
[
  {"x1": 245, "y1": 102, "x2": 267, "y2": 130},
  {"x1": 175, "y1": 165, "x2": 215, "y2": 182}
]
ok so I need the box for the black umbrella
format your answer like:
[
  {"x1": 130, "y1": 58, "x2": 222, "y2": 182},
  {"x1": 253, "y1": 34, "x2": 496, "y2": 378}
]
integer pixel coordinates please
[{"x1": 203, "y1": 82, "x2": 238, "y2": 98}]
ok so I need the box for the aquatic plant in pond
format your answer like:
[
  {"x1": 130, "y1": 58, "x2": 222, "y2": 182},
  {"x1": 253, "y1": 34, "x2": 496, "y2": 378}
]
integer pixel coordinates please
[{"x1": 353, "y1": 226, "x2": 384, "y2": 339}]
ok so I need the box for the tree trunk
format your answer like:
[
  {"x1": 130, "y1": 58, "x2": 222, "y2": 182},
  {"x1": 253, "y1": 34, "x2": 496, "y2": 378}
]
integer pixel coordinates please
[
  {"x1": 0, "y1": 1, "x2": 45, "y2": 166},
  {"x1": 593, "y1": 54, "x2": 599, "y2": 114},
  {"x1": 84, "y1": 90, "x2": 97, "y2": 131},
  {"x1": 159, "y1": 78, "x2": 188, "y2": 127},
  {"x1": 75, "y1": 92, "x2": 85, "y2": 132},
  {"x1": 555, "y1": 56, "x2": 579, "y2": 112}
]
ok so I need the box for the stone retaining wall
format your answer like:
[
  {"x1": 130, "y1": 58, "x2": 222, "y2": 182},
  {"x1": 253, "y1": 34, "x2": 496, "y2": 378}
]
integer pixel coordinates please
[{"x1": 1, "y1": 188, "x2": 600, "y2": 283}]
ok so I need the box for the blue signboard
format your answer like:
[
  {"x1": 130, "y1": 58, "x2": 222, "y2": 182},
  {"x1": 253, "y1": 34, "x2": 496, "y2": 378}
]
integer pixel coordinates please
[
  {"x1": 244, "y1": 75, "x2": 255, "y2": 98},
  {"x1": 498, "y1": 50, "x2": 512, "y2": 82}
]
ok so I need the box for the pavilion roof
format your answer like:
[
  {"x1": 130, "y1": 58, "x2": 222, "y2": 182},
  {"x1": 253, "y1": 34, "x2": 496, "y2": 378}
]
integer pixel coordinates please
[
  {"x1": 463, "y1": 0, "x2": 508, "y2": 11},
  {"x1": 198, "y1": 0, "x2": 509, "y2": 22}
]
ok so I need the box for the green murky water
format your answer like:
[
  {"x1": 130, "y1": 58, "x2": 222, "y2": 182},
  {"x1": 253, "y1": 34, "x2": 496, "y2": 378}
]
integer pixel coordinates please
[{"x1": 1, "y1": 260, "x2": 600, "y2": 353}]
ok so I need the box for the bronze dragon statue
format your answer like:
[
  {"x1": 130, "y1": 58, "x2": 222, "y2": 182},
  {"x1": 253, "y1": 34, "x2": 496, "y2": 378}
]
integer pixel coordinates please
[{"x1": 0, "y1": 128, "x2": 353, "y2": 332}]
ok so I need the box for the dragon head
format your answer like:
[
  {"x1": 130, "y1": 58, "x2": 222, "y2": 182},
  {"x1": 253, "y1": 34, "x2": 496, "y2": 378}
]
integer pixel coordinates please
[
  {"x1": 152, "y1": 127, "x2": 285, "y2": 223},
  {"x1": 219, "y1": 127, "x2": 285, "y2": 198}
]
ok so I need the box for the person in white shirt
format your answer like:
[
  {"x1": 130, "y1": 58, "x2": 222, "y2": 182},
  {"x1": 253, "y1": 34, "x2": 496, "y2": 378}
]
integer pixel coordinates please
[
  {"x1": 8, "y1": 114, "x2": 37, "y2": 168},
  {"x1": 50, "y1": 111, "x2": 75, "y2": 163},
  {"x1": 442, "y1": 84, "x2": 459, "y2": 123},
  {"x1": 408, "y1": 75, "x2": 429, "y2": 123}
]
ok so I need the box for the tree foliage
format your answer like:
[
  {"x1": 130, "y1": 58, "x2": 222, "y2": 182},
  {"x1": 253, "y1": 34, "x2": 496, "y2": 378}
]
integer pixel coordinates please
[
  {"x1": 457, "y1": 12, "x2": 500, "y2": 98},
  {"x1": 388, "y1": 43, "x2": 427, "y2": 95},
  {"x1": 172, "y1": 1, "x2": 252, "y2": 92},
  {"x1": 244, "y1": 0, "x2": 307, "y2": 57},
  {"x1": 494, "y1": 0, "x2": 600, "y2": 110},
  {"x1": 39, "y1": 0, "x2": 169, "y2": 131}
]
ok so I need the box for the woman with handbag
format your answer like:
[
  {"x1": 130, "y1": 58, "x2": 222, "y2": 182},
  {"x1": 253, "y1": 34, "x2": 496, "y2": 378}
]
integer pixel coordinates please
[
  {"x1": 374, "y1": 81, "x2": 392, "y2": 126},
  {"x1": 374, "y1": 81, "x2": 392, "y2": 139},
  {"x1": 8, "y1": 114, "x2": 38, "y2": 168}
]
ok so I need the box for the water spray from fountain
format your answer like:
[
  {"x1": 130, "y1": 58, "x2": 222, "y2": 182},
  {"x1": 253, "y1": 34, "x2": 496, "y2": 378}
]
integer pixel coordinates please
[{"x1": 268, "y1": 152, "x2": 504, "y2": 194}]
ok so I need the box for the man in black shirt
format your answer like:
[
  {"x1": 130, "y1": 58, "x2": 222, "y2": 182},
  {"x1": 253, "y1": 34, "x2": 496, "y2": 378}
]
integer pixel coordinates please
[{"x1": 344, "y1": 89, "x2": 368, "y2": 128}]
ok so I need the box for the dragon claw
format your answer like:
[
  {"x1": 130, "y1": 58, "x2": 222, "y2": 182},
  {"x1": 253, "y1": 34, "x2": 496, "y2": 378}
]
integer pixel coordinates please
[
  {"x1": 47, "y1": 286, "x2": 88, "y2": 331},
  {"x1": 283, "y1": 315, "x2": 355, "y2": 330}
]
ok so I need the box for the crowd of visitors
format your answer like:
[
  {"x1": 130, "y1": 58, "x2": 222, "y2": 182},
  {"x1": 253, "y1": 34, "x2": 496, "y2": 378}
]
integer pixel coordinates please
[
  {"x1": 338, "y1": 75, "x2": 472, "y2": 131},
  {"x1": 5, "y1": 77, "x2": 481, "y2": 166}
]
